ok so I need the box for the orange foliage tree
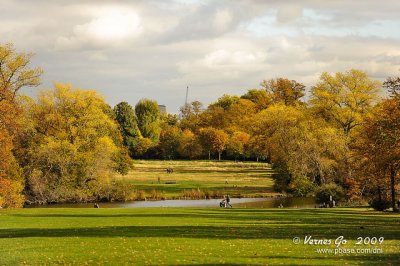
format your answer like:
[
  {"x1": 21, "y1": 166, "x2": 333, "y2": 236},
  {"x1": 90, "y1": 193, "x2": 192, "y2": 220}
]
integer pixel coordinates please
[{"x1": 0, "y1": 43, "x2": 42, "y2": 207}]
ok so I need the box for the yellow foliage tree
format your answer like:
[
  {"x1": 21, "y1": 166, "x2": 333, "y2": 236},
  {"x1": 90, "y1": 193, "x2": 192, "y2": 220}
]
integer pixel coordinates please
[
  {"x1": 311, "y1": 69, "x2": 381, "y2": 137},
  {"x1": 23, "y1": 83, "x2": 122, "y2": 203}
]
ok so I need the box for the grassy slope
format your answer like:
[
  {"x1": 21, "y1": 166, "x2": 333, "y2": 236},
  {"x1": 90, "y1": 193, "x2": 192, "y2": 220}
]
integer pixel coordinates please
[
  {"x1": 0, "y1": 208, "x2": 399, "y2": 265},
  {"x1": 116, "y1": 160, "x2": 276, "y2": 199}
]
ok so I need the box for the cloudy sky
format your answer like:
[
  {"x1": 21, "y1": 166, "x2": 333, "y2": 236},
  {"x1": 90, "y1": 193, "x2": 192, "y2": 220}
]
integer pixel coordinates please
[{"x1": 1, "y1": 0, "x2": 400, "y2": 113}]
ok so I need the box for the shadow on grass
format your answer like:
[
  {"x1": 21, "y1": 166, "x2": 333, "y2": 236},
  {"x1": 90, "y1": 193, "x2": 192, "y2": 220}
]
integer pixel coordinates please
[
  {"x1": 4, "y1": 209, "x2": 400, "y2": 240},
  {"x1": 242, "y1": 253, "x2": 400, "y2": 265},
  {"x1": 1, "y1": 222, "x2": 399, "y2": 240}
]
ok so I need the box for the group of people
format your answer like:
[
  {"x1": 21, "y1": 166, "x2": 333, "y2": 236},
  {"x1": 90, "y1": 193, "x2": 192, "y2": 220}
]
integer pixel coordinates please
[
  {"x1": 318, "y1": 200, "x2": 336, "y2": 208},
  {"x1": 220, "y1": 195, "x2": 232, "y2": 208}
]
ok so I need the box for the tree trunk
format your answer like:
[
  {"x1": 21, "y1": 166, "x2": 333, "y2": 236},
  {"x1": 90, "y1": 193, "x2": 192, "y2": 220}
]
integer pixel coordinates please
[
  {"x1": 390, "y1": 166, "x2": 397, "y2": 212},
  {"x1": 208, "y1": 151, "x2": 211, "y2": 160},
  {"x1": 218, "y1": 152, "x2": 221, "y2": 161}
]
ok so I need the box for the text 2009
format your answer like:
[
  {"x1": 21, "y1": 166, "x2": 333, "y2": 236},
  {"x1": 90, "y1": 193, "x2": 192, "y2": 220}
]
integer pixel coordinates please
[{"x1": 355, "y1": 237, "x2": 384, "y2": 245}]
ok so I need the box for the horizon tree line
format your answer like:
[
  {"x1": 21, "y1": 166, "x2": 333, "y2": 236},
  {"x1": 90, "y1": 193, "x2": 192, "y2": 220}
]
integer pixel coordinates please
[{"x1": 0, "y1": 43, "x2": 399, "y2": 211}]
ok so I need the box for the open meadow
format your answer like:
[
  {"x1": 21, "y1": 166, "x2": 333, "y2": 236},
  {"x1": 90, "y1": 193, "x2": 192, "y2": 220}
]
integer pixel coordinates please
[
  {"x1": 116, "y1": 160, "x2": 277, "y2": 199},
  {"x1": 0, "y1": 208, "x2": 399, "y2": 265}
]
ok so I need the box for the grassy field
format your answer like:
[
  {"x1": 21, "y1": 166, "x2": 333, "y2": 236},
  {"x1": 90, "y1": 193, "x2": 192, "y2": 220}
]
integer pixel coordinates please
[
  {"x1": 116, "y1": 160, "x2": 276, "y2": 199},
  {"x1": 0, "y1": 208, "x2": 399, "y2": 265}
]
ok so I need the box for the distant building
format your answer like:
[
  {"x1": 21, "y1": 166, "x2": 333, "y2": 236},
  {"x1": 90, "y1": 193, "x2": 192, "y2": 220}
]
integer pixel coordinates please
[{"x1": 158, "y1": 105, "x2": 167, "y2": 114}]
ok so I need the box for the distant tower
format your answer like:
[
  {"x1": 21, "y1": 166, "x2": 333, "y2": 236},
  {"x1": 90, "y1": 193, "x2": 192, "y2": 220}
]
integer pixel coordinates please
[
  {"x1": 158, "y1": 105, "x2": 167, "y2": 114},
  {"x1": 185, "y1": 86, "x2": 189, "y2": 106}
]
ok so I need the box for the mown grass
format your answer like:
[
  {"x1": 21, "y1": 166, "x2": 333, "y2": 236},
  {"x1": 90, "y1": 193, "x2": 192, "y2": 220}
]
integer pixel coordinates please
[
  {"x1": 0, "y1": 208, "x2": 399, "y2": 265},
  {"x1": 116, "y1": 160, "x2": 276, "y2": 199}
]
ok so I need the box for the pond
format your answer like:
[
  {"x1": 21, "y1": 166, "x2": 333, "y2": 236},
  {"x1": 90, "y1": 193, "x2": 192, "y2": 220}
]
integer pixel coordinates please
[{"x1": 27, "y1": 197, "x2": 316, "y2": 208}]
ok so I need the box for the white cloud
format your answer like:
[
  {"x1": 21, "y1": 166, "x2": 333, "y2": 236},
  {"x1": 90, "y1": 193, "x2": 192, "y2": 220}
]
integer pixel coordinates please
[
  {"x1": 55, "y1": 8, "x2": 142, "y2": 50},
  {"x1": 213, "y1": 9, "x2": 233, "y2": 32},
  {"x1": 276, "y1": 5, "x2": 303, "y2": 24},
  {"x1": 203, "y1": 49, "x2": 266, "y2": 67},
  {"x1": 2, "y1": 0, "x2": 400, "y2": 113}
]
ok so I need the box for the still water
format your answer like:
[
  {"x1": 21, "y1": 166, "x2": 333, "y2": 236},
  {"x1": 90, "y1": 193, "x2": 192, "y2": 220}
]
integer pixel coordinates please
[{"x1": 27, "y1": 197, "x2": 316, "y2": 208}]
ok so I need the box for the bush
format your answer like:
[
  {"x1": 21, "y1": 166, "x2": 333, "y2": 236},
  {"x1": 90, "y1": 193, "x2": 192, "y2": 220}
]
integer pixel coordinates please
[
  {"x1": 315, "y1": 183, "x2": 345, "y2": 204},
  {"x1": 148, "y1": 189, "x2": 165, "y2": 200},
  {"x1": 96, "y1": 180, "x2": 136, "y2": 202},
  {"x1": 289, "y1": 176, "x2": 317, "y2": 197},
  {"x1": 369, "y1": 198, "x2": 391, "y2": 211},
  {"x1": 183, "y1": 188, "x2": 205, "y2": 199}
]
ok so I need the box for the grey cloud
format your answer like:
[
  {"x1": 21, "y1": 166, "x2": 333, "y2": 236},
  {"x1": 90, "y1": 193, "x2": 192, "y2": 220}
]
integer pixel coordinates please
[{"x1": 2, "y1": 0, "x2": 400, "y2": 113}]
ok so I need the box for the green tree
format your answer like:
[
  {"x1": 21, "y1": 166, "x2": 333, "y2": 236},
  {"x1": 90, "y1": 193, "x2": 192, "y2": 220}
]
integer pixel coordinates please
[
  {"x1": 135, "y1": 99, "x2": 161, "y2": 143},
  {"x1": 114, "y1": 101, "x2": 141, "y2": 156}
]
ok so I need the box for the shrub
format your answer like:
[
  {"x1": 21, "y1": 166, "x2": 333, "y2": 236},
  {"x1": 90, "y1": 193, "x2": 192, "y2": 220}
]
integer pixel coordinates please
[
  {"x1": 315, "y1": 183, "x2": 345, "y2": 204},
  {"x1": 289, "y1": 176, "x2": 317, "y2": 197},
  {"x1": 96, "y1": 180, "x2": 136, "y2": 202},
  {"x1": 183, "y1": 188, "x2": 205, "y2": 199},
  {"x1": 148, "y1": 189, "x2": 165, "y2": 200},
  {"x1": 369, "y1": 198, "x2": 391, "y2": 211}
]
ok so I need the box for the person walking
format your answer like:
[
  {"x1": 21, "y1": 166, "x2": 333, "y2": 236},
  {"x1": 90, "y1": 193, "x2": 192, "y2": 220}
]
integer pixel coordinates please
[{"x1": 226, "y1": 194, "x2": 232, "y2": 208}]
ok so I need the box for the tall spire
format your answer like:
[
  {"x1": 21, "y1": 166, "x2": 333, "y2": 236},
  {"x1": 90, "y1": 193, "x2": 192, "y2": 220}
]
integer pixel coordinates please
[{"x1": 185, "y1": 86, "x2": 189, "y2": 106}]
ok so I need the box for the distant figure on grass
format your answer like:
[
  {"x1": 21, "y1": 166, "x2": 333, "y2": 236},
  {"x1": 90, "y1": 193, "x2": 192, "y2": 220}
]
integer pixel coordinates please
[
  {"x1": 278, "y1": 203, "x2": 283, "y2": 208},
  {"x1": 166, "y1": 168, "x2": 173, "y2": 173},
  {"x1": 220, "y1": 199, "x2": 226, "y2": 208},
  {"x1": 94, "y1": 203, "x2": 100, "y2": 208}
]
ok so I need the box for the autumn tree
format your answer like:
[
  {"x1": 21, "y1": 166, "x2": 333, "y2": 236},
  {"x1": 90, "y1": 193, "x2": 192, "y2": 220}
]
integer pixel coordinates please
[
  {"x1": 0, "y1": 43, "x2": 42, "y2": 208},
  {"x1": 310, "y1": 69, "x2": 381, "y2": 137},
  {"x1": 0, "y1": 43, "x2": 43, "y2": 102},
  {"x1": 383, "y1": 76, "x2": 400, "y2": 97},
  {"x1": 261, "y1": 78, "x2": 305, "y2": 105},
  {"x1": 22, "y1": 83, "x2": 125, "y2": 203},
  {"x1": 135, "y1": 99, "x2": 161, "y2": 143},
  {"x1": 158, "y1": 126, "x2": 182, "y2": 159},
  {"x1": 246, "y1": 135, "x2": 271, "y2": 162},
  {"x1": 354, "y1": 96, "x2": 400, "y2": 211},
  {"x1": 198, "y1": 127, "x2": 228, "y2": 160},
  {"x1": 223, "y1": 99, "x2": 257, "y2": 134},
  {"x1": 241, "y1": 89, "x2": 272, "y2": 110},
  {"x1": 134, "y1": 138, "x2": 154, "y2": 158},
  {"x1": 226, "y1": 131, "x2": 250, "y2": 160},
  {"x1": 178, "y1": 129, "x2": 202, "y2": 159},
  {"x1": 209, "y1": 94, "x2": 240, "y2": 110},
  {"x1": 179, "y1": 101, "x2": 204, "y2": 131},
  {"x1": 253, "y1": 103, "x2": 347, "y2": 195},
  {"x1": 114, "y1": 101, "x2": 141, "y2": 156}
]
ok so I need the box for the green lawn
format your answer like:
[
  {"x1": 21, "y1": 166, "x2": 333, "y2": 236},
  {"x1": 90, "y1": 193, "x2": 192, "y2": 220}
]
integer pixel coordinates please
[
  {"x1": 1, "y1": 208, "x2": 399, "y2": 265},
  {"x1": 116, "y1": 160, "x2": 276, "y2": 199}
]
